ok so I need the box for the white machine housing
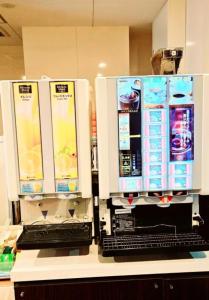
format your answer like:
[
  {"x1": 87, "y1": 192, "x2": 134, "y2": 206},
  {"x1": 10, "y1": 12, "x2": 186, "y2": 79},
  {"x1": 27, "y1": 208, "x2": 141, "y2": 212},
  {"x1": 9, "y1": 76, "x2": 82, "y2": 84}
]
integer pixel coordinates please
[
  {"x1": 1, "y1": 79, "x2": 92, "y2": 203},
  {"x1": 96, "y1": 75, "x2": 209, "y2": 202}
]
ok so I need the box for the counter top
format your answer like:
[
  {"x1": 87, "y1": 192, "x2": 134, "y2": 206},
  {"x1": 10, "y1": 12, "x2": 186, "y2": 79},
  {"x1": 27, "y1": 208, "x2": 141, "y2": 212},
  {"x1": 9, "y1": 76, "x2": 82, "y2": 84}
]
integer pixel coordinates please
[{"x1": 11, "y1": 245, "x2": 209, "y2": 282}]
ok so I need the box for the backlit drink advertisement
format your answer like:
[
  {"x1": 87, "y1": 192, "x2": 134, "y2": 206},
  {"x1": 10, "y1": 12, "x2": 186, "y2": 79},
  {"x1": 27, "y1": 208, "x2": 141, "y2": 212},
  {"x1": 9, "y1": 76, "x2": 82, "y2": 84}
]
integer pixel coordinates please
[
  {"x1": 169, "y1": 76, "x2": 193, "y2": 104},
  {"x1": 116, "y1": 76, "x2": 194, "y2": 192},
  {"x1": 169, "y1": 105, "x2": 194, "y2": 161},
  {"x1": 117, "y1": 78, "x2": 141, "y2": 111},
  {"x1": 143, "y1": 76, "x2": 167, "y2": 108},
  {"x1": 13, "y1": 82, "x2": 43, "y2": 182},
  {"x1": 50, "y1": 81, "x2": 78, "y2": 181},
  {"x1": 117, "y1": 78, "x2": 142, "y2": 178}
]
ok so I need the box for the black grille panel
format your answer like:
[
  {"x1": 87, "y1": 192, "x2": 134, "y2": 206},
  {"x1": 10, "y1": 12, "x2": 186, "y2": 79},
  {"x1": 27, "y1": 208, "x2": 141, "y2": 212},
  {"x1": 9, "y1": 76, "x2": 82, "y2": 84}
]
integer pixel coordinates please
[{"x1": 102, "y1": 232, "x2": 209, "y2": 256}]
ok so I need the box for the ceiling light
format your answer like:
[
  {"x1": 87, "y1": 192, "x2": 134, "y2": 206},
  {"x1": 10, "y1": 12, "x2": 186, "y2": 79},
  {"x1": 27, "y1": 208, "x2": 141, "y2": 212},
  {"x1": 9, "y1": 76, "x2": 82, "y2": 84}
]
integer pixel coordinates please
[
  {"x1": 98, "y1": 62, "x2": 107, "y2": 69},
  {"x1": 186, "y1": 41, "x2": 195, "y2": 47},
  {"x1": 97, "y1": 73, "x2": 103, "y2": 77}
]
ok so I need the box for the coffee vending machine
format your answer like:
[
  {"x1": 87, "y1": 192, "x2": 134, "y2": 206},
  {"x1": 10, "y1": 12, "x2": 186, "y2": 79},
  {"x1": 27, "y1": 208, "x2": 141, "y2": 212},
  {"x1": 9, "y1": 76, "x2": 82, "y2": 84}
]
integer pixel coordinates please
[
  {"x1": 1, "y1": 79, "x2": 92, "y2": 250},
  {"x1": 96, "y1": 75, "x2": 209, "y2": 256}
]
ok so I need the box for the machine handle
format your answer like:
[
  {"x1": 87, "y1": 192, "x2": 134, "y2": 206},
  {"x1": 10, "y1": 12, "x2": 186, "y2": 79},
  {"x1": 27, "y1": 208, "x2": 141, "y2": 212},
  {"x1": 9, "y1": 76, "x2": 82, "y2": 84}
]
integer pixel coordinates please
[
  {"x1": 20, "y1": 291, "x2": 25, "y2": 298},
  {"x1": 154, "y1": 282, "x2": 159, "y2": 289}
]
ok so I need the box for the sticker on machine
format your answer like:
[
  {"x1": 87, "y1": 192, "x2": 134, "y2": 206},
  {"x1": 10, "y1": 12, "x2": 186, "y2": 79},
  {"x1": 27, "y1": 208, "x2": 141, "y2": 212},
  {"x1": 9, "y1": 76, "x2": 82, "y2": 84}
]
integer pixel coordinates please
[
  {"x1": 56, "y1": 179, "x2": 78, "y2": 193},
  {"x1": 20, "y1": 181, "x2": 43, "y2": 194},
  {"x1": 115, "y1": 208, "x2": 132, "y2": 215}
]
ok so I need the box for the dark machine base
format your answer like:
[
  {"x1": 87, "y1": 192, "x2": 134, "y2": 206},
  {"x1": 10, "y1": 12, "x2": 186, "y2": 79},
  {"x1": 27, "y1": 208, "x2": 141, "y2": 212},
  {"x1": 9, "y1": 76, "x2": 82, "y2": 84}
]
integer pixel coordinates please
[
  {"x1": 17, "y1": 222, "x2": 92, "y2": 250},
  {"x1": 101, "y1": 232, "x2": 209, "y2": 257}
]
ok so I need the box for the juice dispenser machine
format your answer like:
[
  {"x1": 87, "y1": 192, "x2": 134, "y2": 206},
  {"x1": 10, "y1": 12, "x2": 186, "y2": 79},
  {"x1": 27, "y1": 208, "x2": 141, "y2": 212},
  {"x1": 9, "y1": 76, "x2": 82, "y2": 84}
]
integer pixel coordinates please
[
  {"x1": 96, "y1": 75, "x2": 209, "y2": 256},
  {"x1": 1, "y1": 79, "x2": 92, "y2": 250}
]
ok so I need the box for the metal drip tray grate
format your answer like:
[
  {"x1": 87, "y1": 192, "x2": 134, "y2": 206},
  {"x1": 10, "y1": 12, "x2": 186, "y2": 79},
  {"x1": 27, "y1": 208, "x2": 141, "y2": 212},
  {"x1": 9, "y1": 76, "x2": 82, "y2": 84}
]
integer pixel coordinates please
[
  {"x1": 102, "y1": 232, "x2": 209, "y2": 256},
  {"x1": 17, "y1": 222, "x2": 92, "y2": 250}
]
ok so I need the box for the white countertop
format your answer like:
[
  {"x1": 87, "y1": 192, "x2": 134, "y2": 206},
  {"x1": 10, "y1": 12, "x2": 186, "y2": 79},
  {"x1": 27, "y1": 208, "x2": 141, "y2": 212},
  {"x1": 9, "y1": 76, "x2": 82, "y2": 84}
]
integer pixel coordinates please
[{"x1": 11, "y1": 245, "x2": 209, "y2": 282}]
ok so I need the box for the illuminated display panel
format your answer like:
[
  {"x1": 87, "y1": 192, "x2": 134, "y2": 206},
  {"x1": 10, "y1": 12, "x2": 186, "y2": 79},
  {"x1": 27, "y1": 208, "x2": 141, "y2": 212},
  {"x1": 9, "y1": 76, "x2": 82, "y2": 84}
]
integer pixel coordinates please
[
  {"x1": 168, "y1": 76, "x2": 194, "y2": 190},
  {"x1": 142, "y1": 76, "x2": 168, "y2": 191},
  {"x1": 169, "y1": 76, "x2": 193, "y2": 104},
  {"x1": 143, "y1": 77, "x2": 167, "y2": 108},
  {"x1": 169, "y1": 105, "x2": 194, "y2": 162},
  {"x1": 50, "y1": 81, "x2": 78, "y2": 181},
  {"x1": 116, "y1": 75, "x2": 194, "y2": 193},
  {"x1": 13, "y1": 82, "x2": 43, "y2": 182},
  {"x1": 117, "y1": 78, "x2": 142, "y2": 179}
]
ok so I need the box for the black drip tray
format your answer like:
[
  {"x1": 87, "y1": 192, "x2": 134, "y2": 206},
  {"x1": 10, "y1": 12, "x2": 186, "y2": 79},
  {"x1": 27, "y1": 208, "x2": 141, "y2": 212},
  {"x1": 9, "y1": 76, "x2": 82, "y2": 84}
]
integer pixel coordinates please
[
  {"x1": 102, "y1": 232, "x2": 209, "y2": 257},
  {"x1": 17, "y1": 222, "x2": 92, "y2": 250}
]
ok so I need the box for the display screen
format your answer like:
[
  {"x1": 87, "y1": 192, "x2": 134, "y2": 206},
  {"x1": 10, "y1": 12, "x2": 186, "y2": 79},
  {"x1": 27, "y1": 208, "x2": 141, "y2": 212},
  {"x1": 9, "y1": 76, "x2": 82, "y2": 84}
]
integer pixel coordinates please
[
  {"x1": 149, "y1": 177, "x2": 163, "y2": 189},
  {"x1": 169, "y1": 76, "x2": 193, "y2": 104},
  {"x1": 13, "y1": 82, "x2": 43, "y2": 181},
  {"x1": 149, "y1": 138, "x2": 164, "y2": 150},
  {"x1": 118, "y1": 78, "x2": 141, "y2": 111},
  {"x1": 169, "y1": 105, "x2": 194, "y2": 161},
  {"x1": 117, "y1": 78, "x2": 142, "y2": 177},
  {"x1": 149, "y1": 165, "x2": 162, "y2": 176},
  {"x1": 143, "y1": 77, "x2": 167, "y2": 108},
  {"x1": 50, "y1": 81, "x2": 78, "y2": 180},
  {"x1": 116, "y1": 75, "x2": 194, "y2": 192},
  {"x1": 175, "y1": 164, "x2": 187, "y2": 175}
]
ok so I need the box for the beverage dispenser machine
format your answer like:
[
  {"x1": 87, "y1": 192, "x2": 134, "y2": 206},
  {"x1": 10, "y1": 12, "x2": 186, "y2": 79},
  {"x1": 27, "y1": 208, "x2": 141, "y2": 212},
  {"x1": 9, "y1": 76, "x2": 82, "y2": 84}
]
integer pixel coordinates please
[
  {"x1": 1, "y1": 79, "x2": 92, "y2": 250},
  {"x1": 96, "y1": 75, "x2": 209, "y2": 256}
]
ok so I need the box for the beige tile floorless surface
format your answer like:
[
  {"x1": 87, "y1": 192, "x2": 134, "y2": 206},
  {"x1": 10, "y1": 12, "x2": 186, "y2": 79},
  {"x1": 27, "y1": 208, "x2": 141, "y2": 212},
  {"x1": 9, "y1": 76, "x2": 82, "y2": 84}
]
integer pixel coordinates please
[{"x1": 0, "y1": 281, "x2": 14, "y2": 300}]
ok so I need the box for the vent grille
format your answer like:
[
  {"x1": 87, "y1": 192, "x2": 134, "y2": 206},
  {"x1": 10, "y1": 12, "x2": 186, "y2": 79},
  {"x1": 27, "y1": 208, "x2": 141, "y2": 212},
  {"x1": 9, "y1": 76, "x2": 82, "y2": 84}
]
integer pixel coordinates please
[
  {"x1": 0, "y1": 14, "x2": 21, "y2": 40},
  {"x1": 0, "y1": 14, "x2": 6, "y2": 24},
  {"x1": 0, "y1": 25, "x2": 10, "y2": 37}
]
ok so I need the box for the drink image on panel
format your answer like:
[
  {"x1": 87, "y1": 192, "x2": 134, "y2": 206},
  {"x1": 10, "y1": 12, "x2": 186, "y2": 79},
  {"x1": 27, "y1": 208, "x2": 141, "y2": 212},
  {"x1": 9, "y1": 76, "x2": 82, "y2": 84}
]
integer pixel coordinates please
[
  {"x1": 117, "y1": 78, "x2": 142, "y2": 191},
  {"x1": 50, "y1": 81, "x2": 78, "y2": 193},
  {"x1": 13, "y1": 82, "x2": 43, "y2": 194},
  {"x1": 118, "y1": 78, "x2": 141, "y2": 110},
  {"x1": 170, "y1": 105, "x2": 194, "y2": 162},
  {"x1": 96, "y1": 75, "x2": 209, "y2": 257},
  {"x1": 169, "y1": 76, "x2": 193, "y2": 104},
  {"x1": 143, "y1": 76, "x2": 167, "y2": 108},
  {"x1": 168, "y1": 76, "x2": 194, "y2": 190}
]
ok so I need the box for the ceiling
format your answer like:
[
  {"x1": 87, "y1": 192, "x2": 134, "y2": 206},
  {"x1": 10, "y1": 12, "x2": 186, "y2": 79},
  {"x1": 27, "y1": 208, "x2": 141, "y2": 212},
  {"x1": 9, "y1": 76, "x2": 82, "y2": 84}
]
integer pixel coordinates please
[{"x1": 0, "y1": 0, "x2": 167, "y2": 45}]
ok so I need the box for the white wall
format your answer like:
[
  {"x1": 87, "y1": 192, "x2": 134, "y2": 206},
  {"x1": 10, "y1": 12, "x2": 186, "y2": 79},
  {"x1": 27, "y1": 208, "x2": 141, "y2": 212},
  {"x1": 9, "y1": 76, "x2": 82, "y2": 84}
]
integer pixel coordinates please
[
  {"x1": 167, "y1": 0, "x2": 186, "y2": 49},
  {"x1": 152, "y1": 2, "x2": 168, "y2": 52},
  {"x1": 185, "y1": 0, "x2": 209, "y2": 73},
  {"x1": 23, "y1": 27, "x2": 77, "y2": 79},
  {"x1": 76, "y1": 27, "x2": 129, "y2": 82},
  {"x1": 22, "y1": 26, "x2": 129, "y2": 84},
  {"x1": 0, "y1": 138, "x2": 10, "y2": 225},
  {"x1": 152, "y1": 0, "x2": 186, "y2": 72}
]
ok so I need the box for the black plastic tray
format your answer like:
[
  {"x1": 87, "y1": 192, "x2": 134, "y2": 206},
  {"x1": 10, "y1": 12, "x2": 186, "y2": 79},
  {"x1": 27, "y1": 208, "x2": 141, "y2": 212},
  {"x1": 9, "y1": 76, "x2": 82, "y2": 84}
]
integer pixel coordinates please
[{"x1": 17, "y1": 222, "x2": 92, "y2": 250}]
